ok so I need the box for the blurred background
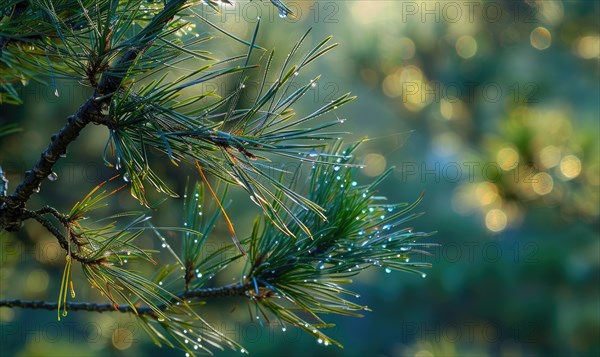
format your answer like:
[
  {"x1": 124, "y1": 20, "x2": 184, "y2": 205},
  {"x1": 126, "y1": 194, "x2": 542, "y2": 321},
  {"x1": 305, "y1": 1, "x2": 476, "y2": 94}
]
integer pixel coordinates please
[{"x1": 1, "y1": 1, "x2": 599, "y2": 356}]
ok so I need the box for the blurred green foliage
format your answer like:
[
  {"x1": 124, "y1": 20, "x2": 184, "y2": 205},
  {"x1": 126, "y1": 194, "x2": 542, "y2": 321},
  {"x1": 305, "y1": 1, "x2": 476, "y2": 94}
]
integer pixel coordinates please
[{"x1": 1, "y1": 1, "x2": 598, "y2": 356}]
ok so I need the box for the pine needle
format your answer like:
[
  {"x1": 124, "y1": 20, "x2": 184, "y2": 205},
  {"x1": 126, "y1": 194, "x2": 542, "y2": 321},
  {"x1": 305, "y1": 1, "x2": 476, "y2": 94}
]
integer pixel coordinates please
[{"x1": 195, "y1": 160, "x2": 246, "y2": 255}]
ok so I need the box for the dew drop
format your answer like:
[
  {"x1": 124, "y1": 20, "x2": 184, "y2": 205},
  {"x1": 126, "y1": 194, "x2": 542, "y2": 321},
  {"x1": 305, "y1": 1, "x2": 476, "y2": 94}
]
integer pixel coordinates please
[
  {"x1": 293, "y1": 71, "x2": 299, "y2": 76},
  {"x1": 123, "y1": 173, "x2": 130, "y2": 182},
  {"x1": 351, "y1": 181, "x2": 357, "y2": 187},
  {"x1": 311, "y1": 82, "x2": 317, "y2": 88},
  {"x1": 278, "y1": 9, "x2": 287, "y2": 18},
  {"x1": 48, "y1": 171, "x2": 58, "y2": 181},
  {"x1": 308, "y1": 149, "x2": 319, "y2": 158},
  {"x1": 385, "y1": 267, "x2": 392, "y2": 274},
  {"x1": 422, "y1": 273, "x2": 427, "y2": 278},
  {"x1": 54, "y1": 88, "x2": 60, "y2": 97},
  {"x1": 333, "y1": 166, "x2": 340, "y2": 171}
]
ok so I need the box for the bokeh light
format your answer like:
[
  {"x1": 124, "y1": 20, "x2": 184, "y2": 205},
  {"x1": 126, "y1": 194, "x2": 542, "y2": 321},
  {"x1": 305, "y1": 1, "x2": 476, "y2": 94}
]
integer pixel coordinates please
[
  {"x1": 361, "y1": 153, "x2": 387, "y2": 177},
  {"x1": 485, "y1": 208, "x2": 507, "y2": 232},
  {"x1": 532, "y1": 172, "x2": 554, "y2": 195},
  {"x1": 455, "y1": 35, "x2": 478, "y2": 59},
  {"x1": 397, "y1": 37, "x2": 416, "y2": 60},
  {"x1": 576, "y1": 35, "x2": 600, "y2": 59},
  {"x1": 25, "y1": 269, "x2": 49, "y2": 294},
  {"x1": 530, "y1": 27, "x2": 552, "y2": 50},
  {"x1": 496, "y1": 147, "x2": 519, "y2": 171},
  {"x1": 559, "y1": 155, "x2": 582, "y2": 180},
  {"x1": 539, "y1": 145, "x2": 562, "y2": 169},
  {"x1": 112, "y1": 328, "x2": 134, "y2": 350},
  {"x1": 476, "y1": 183, "x2": 499, "y2": 206}
]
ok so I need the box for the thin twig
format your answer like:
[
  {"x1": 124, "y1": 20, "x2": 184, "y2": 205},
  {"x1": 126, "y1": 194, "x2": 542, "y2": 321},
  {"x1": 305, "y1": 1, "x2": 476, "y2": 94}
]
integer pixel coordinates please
[
  {"x1": 0, "y1": 281, "x2": 256, "y2": 316},
  {"x1": 19, "y1": 209, "x2": 102, "y2": 264}
]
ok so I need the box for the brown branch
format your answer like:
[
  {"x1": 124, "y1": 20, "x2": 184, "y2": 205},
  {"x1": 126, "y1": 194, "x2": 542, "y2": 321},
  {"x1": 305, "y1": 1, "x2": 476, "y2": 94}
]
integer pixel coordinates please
[{"x1": 0, "y1": 281, "x2": 256, "y2": 316}]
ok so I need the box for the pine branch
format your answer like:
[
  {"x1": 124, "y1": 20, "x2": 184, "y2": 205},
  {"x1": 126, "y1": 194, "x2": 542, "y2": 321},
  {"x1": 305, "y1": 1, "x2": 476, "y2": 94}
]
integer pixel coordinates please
[
  {"x1": 0, "y1": 299, "x2": 156, "y2": 314},
  {"x1": 0, "y1": 281, "x2": 255, "y2": 315},
  {"x1": 0, "y1": 2, "x2": 435, "y2": 355},
  {"x1": 1, "y1": 0, "x2": 190, "y2": 230}
]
